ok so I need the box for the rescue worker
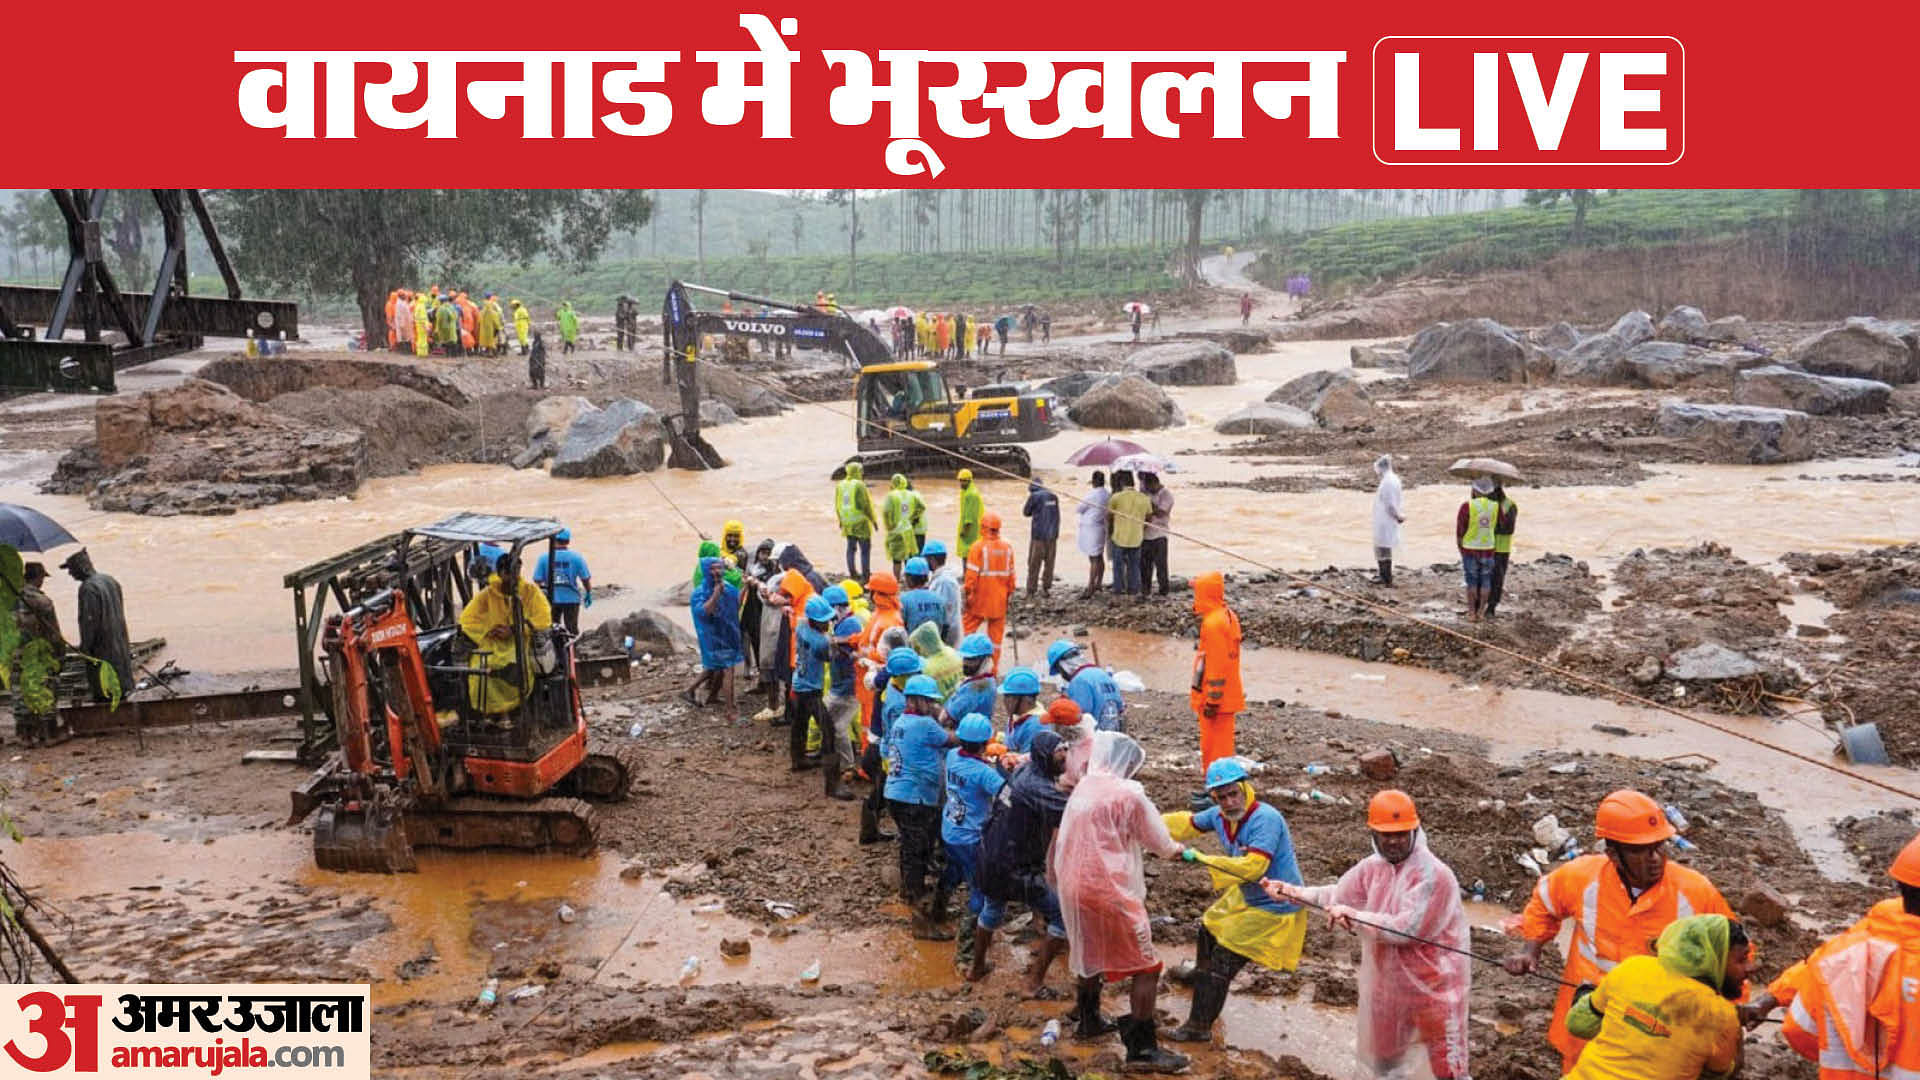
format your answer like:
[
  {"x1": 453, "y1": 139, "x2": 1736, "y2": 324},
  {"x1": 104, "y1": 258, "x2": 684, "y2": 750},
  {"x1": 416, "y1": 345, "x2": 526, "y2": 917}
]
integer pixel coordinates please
[
  {"x1": 531, "y1": 529, "x2": 592, "y2": 635},
  {"x1": 861, "y1": 645, "x2": 921, "y2": 845},
  {"x1": 1506, "y1": 788, "x2": 1735, "y2": 1073},
  {"x1": 910, "y1": 479, "x2": 929, "y2": 554},
  {"x1": 687, "y1": 555, "x2": 742, "y2": 723},
  {"x1": 1077, "y1": 471, "x2": 1110, "y2": 597},
  {"x1": 835, "y1": 461, "x2": 878, "y2": 582},
  {"x1": 456, "y1": 291, "x2": 477, "y2": 354},
  {"x1": 1190, "y1": 571, "x2": 1244, "y2": 769},
  {"x1": 433, "y1": 293, "x2": 460, "y2": 356},
  {"x1": 855, "y1": 570, "x2": 904, "y2": 751},
  {"x1": 720, "y1": 519, "x2": 750, "y2": 569},
  {"x1": 941, "y1": 634, "x2": 999, "y2": 726},
  {"x1": 1564, "y1": 914, "x2": 1750, "y2": 1080},
  {"x1": 884, "y1": 673, "x2": 959, "y2": 939},
  {"x1": 479, "y1": 292, "x2": 504, "y2": 356},
  {"x1": 511, "y1": 298, "x2": 532, "y2": 355},
  {"x1": 999, "y1": 668, "x2": 1046, "y2": 753},
  {"x1": 614, "y1": 294, "x2": 637, "y2": 351},
  {"x1": 384, "y1": 289, "x2": 401, "y2": 349},
  {"x1": 1052, "y1": 731, "x2": 1190, "y2": 1072},
  {"x1": 1022, "y1": 479, "x2": 1060, "y2": 596},
  {"x1": 1751, "y1": 829, "x2": 1920, "y2": 1076},
  {"x1": 962, "y1": 513, "x2": 1016, "y2": 664},
  {"x1": 557, "y1": 300, "x2": 580, "y2": 354},
  {"x1": 1487, "y1": 481, "x2": 1519, "y2": 618},
  {"x1": 457, "y1": 552, "x2": 553, "y2": 715},
  {"x1": 1457, "y1": 476, "x2": 1500, "y2": 622},
  {"x1": 882, "y1": 474, "x2": 922, "y2": 577},
  {"x1": 1162, "y1": 758, "x2": 1309, "y2": 1044},
  {"x1": 11, "y1": 562, "x2": 68, "y2": 746},
  {"x1": 527, "y1": 331, "x2": 547, "y2": 389},
  {"x1": 822, "y1": 585, "x2": 866, "y2": 797},
  {"x1": 60, "y1": 548, "x2": 131, "y2": 702},
  {"x1": 921, "y1": 540, "x2": 964, "y2": 646},
  {"x1": 898, "y1": 557, "x2": 946, "y2": 646},
  {"x1": 1048, "y1": 639, "x2": 1125, "y2": 731},
  {"x1": 972, "y1": 728, "x2": 1071, "y2": 992},
  {"x1": 792, "y1": 596, "x2": 854, "y2": 797},
  {"x1": 942, "y1": 712, "x2": 1005, "y2": 971},
  {"x1": 1266, "y1": 790, "x2": 1472, "y2": 1078},
  {"x1": 909, "y1": 619, "x2": 963, "y2": 698},
  {"x1": 1372, "y1": 454, "x2": 1405, "y2": 587},
  {"x1": 955, "y1": 469, "x2": 985, "y2": 559}
]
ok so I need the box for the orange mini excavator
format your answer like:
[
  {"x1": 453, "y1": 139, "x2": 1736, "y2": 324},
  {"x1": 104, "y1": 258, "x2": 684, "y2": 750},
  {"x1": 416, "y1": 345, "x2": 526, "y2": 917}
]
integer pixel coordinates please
[{"x1": 291, "y1": 513, "x2": 634, "y2": 872}]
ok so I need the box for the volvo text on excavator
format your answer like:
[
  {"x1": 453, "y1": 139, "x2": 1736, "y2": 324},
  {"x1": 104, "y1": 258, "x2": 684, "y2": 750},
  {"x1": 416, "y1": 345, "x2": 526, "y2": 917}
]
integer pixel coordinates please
[
  {"x1": 289, "y1": 513, "x2": 635, "y2": 873},
  {"x1": 661, "y1": 280, "x2": 1059, "y2": 479}
]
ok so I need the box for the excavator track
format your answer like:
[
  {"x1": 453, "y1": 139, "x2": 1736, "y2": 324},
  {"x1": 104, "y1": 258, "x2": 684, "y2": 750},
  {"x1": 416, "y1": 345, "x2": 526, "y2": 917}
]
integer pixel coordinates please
[
  {"x1": 402, "y1": 795, "x2": 598, "y2": 856},
  {"x1": 559, "y1": 742, "x2": 641, "y2": 802},
  {"x1": 841, "y1": 444, "x2": 1031, "y2": 480}
]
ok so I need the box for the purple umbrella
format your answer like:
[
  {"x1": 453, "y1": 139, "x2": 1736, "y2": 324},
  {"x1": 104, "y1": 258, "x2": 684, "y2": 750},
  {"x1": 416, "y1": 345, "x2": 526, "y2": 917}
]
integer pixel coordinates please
[{"x1": 1065, "y1": 438, "x2": 1150, "y2": 467}]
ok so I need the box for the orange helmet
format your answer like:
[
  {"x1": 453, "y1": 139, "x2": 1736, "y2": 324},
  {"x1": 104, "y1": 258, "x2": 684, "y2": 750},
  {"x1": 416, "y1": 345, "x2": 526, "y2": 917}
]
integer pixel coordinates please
[
  {"x1": 1594, "y1": 790, "x2": 1674, "y2": 845},
  {"x1": 1367, "y1": 790, "x2": 1420, "y2": 833},
  {"x1": 865, "y1": 571, "x2": 899, "y2": 596},
  {"x1": 1045, "y1": 698, "x2": 1084, "y2": 726},
  {"x1": 982, "y1": 512, "x2": 1002, "y2": 533},
  {"x1": 1891, "y1": 832, "x2": 1920, "y2": 888}
]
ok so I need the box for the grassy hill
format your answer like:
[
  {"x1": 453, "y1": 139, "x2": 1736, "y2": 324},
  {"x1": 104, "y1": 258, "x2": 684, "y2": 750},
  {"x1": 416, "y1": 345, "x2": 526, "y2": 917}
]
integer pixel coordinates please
[{"x1": 1262, "y1": 190, "x2": 1796, "y2": 287}]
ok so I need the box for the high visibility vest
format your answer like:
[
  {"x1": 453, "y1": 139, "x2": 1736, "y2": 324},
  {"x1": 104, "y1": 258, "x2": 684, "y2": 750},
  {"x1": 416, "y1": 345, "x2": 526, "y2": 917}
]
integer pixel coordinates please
[
  {"x1": 1493, "y1": 496, "x2": 1517, "y2": 555},
  {"x1": 1461, "y1": 495, "x2": 1498, "y2": 551},
  {"x1": 1776, "y1": 898, "x2": 1920, "y2": 1080},
  {"x1": 885, "y1": 491, "x2": 915, "y2": 540},
  {"x1": 836, "y1": 478, "x2": 869, "y2": 535}
]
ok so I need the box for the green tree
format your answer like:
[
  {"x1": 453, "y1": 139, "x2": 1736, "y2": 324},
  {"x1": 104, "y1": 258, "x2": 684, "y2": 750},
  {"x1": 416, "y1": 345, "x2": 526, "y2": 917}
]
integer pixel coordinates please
[
  {"x1": 212, "y1": 190, "x2": 652, "y2": 344},
  {"x1": 1179, "y1": 190, "x2": 1226, "y2": 282},
  {"x1": 1524, "y1": 189, "x2": 1602, "y2": 244}
]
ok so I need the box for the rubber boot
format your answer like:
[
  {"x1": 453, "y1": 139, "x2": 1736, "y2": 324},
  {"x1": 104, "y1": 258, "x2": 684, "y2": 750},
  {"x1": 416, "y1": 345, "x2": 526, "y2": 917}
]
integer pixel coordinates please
[
  {"x1": 858, "y1": 801, "x2": 895, "y2": 844},
  {"x1": 1376, "y1": 558, "x2": 1394, "y2": 587},
  {"x1": 1070, "y1": 977, "x2": 1119, "y2": 1040},
  {"x1": 826, "y1": 771, "x2": 857, "y2": 801},
  {"x1": 1121, "y1": 1017, "x2": 1191, "y2": 1073},
  {"x1": 1166, "y1": 974, "x2": 1228, "y2": 1043},
  {"x1": 953, "y1": 913, "x2": 976, "y2": 970}
]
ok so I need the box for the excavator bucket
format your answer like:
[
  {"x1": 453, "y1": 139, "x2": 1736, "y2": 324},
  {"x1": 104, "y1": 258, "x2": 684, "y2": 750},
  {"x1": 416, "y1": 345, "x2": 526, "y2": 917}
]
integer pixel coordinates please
[
  {"x1": 666, "y1": 414, "x2": 725, "y2": 470},
  {"x1": 313, "y1": 800, "x2": 417, "y2": 873}
]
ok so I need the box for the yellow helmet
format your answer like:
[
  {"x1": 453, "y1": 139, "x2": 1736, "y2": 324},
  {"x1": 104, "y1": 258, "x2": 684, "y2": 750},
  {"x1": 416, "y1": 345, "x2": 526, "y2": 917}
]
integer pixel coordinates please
[
  {"x1": 839, "y1": 578, "x2": 864, "y2": 600},
  {"x1": 723, "y1": 519, "x2": 744, "y2": 538},
  {"x1": 956, "y1": 468, "x2": 973, "y2": 482}
]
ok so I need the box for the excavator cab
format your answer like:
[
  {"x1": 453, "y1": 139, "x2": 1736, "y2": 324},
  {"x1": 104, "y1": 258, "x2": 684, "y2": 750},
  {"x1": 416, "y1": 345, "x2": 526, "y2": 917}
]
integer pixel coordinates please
[{"x1": 295, "y1": 512, "x2": 634, "y2": 874}]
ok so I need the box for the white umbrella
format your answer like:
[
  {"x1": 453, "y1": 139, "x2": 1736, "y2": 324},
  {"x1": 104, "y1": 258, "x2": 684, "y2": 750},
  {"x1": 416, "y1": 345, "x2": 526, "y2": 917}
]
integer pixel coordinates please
[
  {"x1": 1121, "y1": 301, "x2": 1152, "y2": 315},
  {"x1": 1112, "y1": 452, "x2": 1176, "y2": 475},
  {"x1": 885, "y1": 305, "x2": 916, "y2": 319}
]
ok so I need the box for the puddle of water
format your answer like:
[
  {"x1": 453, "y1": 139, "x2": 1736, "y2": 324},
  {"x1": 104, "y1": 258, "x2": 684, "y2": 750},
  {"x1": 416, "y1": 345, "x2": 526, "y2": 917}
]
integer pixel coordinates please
[
  {"x1": 1780, "y1": 591, "x2": 1845, "y2": 641},
  {"x1": 1039, "y1": 626, "x2": 1912, "y2": 883}
]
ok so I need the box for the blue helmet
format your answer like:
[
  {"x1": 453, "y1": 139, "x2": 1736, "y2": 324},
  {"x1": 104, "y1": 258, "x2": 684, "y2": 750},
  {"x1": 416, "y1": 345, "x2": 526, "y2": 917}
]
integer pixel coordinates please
[
  {"x1": 904, "y1": 556, "x2": 930, "y2": 578},
  {"x1": 822, "y1": 585, "x2": 850, "y2": 608},
  {"x1": 556, "y1": 528, "x2": 572, "y2": 542},
  {"x1": 956, "y1": 713, "x2": 994, "y2": 743},
  {"x1": 959, "y1": 633, "x2": 995, "y2": 660},
  {"x1": 922, "y1": 539, "x2": 948, "y2": 557},
  {"x1": 903, "y1": 674, "x2": 941, "y2": 700},
  {"x1": 1205, "y1": 758, "x2": 1250, "y2": 790},
  {"x1": 1047, "y1": 639, "x2": 1081, "y2": 672},
  {"x1": 999, "y1": 668, "x2": 1041, "y2": 696},
  {"x1": 804, "y1": 596, "x2": 834, "y2": 622},
  {"x1": 886, "y1": 647, "x2": 924, "y2": 677}
]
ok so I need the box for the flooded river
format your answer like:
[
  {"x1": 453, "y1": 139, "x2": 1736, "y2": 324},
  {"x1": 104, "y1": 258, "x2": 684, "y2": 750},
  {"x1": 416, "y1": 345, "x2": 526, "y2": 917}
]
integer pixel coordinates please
[{"x1": 3, "y1": 339, "x2": 1914, "y2": 676}]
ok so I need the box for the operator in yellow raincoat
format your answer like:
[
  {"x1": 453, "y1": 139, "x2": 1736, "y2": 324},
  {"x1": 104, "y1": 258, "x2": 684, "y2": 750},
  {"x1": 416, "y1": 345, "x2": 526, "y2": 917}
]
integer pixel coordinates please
[
  {"x1": 411, "y1": 292, "x2": 431, "y2": 357},
  {"x1": 479, "y1": 293, "x2": 504, "y2": 355},
  {"x1": 458, "y1": 553, "x2": 553, "y2": 715}
]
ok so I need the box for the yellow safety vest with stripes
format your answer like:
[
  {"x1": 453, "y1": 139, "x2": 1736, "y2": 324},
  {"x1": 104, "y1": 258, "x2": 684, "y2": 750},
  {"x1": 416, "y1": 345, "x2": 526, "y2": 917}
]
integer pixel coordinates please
[{"x1": 1461, "y1": 496, "x2": 1498, "y2": 551}]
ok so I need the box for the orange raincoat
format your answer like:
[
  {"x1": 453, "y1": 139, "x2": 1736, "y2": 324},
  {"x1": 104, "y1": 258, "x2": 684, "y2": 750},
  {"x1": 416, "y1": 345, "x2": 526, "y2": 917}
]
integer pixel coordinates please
[
  {"x1": 1190, "y1": 571, "x2": 1244, "y2": 767},
  {"x1": 962, "y1": 514, "x2": 1015, "y2": 663},
  {"x1": 1773, "y1": 898, "x2": 1920, "y2": 1078}
]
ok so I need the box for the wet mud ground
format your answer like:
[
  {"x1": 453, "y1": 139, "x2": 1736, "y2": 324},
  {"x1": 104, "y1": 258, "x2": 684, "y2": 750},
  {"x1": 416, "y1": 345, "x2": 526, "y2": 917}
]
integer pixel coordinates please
[{"x1": 1, "y1": 649, "x2": 1888, "y2": 1079}]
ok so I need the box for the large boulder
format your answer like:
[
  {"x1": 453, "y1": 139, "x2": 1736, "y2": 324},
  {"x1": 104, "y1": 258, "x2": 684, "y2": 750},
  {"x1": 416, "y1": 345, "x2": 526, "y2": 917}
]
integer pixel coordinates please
[
  {"x1": 577, "y1": 608, "x2": 696, "y2": 657},
  {"x1": 1703, "y1": 315, "x2": 1752, "y2": 344},
  {"x1": 1791, "y1": 318, "x2": 1920, "y2": 384},
  {"x1": 525, "y1": 396, "x2": 597, "y2": 442},
  {"x1": 1349, "y1": 343, "x2": 1409, "y2": 369},
  {"x1": 1733, "y1": 365, "x2": 1893, "y2": 416},
  {"x1": 1555, "y1": 332, "x2": 1631, "y2": 384},
  {"x1": 1656, "y1": 402, "x2": 1813, "y2": 464},
  {"x1": 1038, "y1": 370, "x2": 1117, "y2": 402},
  {"x1": 1121, "y1": 342, "x2": 1237, "y2": 386},
  {"x1": 1214, "y1": 402, "x2": 1316, "y2": 435},
  {"x1": 1531, "y1": 322, "x2": 1582, "y2": 351},
  {"x1": 551, "y1": 399, "x2": 667, "y2": 477},
  {"x1": 1655, "y1": 306, "x2": 1711, "y2": 342},
  {"x1": 1665, "y1": 643, "x2": 1765, "y2": 682},
  {"x1": 699, "y1": 399, "x2": 742, "y2": 426},
  {"x1": 1609, "y1": 310, "x2": 1657, "y2": 349},
  {"x1": 1266, "y1": 369, "x2": 1374, "y2": 428},
  {"x1": 1617, "y1": 342, "x2": 1766, "y2": 390},
  {"x1": 94, "y1": 378, "x2": 261, "y2": 467},
  {"x1": 1068, "y1": 375, "x2": 1181, "y2": 429},
  {"x1": 1408, "y1": 319, "x2": 1530, "y2": 383}
]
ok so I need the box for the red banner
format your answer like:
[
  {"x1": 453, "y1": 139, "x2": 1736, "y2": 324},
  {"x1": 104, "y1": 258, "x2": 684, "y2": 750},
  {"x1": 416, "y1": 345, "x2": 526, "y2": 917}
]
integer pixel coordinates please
[{"x1": 3, "y1": 0, "x2": 1911, "y2": 186}]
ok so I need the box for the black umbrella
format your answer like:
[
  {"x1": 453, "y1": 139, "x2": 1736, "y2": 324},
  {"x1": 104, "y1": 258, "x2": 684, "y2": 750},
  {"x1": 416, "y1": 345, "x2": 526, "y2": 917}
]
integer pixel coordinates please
[{"x1": 0, "y1": 503, "x2": 78, "y2": 552}]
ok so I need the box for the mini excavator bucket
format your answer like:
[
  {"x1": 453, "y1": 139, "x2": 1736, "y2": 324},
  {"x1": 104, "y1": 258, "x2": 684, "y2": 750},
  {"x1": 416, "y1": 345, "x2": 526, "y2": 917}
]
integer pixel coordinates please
[
  {"x1": 313, "y1": 799, "x2": 416, "y2": 873},
  {"x1": 666, "y1": 413, "x2": 725, "y2": 470}
]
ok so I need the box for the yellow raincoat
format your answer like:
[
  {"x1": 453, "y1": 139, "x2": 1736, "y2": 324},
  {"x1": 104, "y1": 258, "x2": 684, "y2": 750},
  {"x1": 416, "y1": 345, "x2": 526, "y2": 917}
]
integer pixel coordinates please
[
  {"x1": 458, "y1": 575, "x2": 553, "y2": 714},
  {"x1": 511, "y1": 300, "x2": 531, "y2": 347},
  {"x1": 412, "y1": 294, "x2": 431, "y2": 357},
  {"x1": 1165, "y1": 783, "x2": 1310, "y2": 972},
  {"x1": 479, "y1": 297, "x2": 503, "y2": 351}
]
